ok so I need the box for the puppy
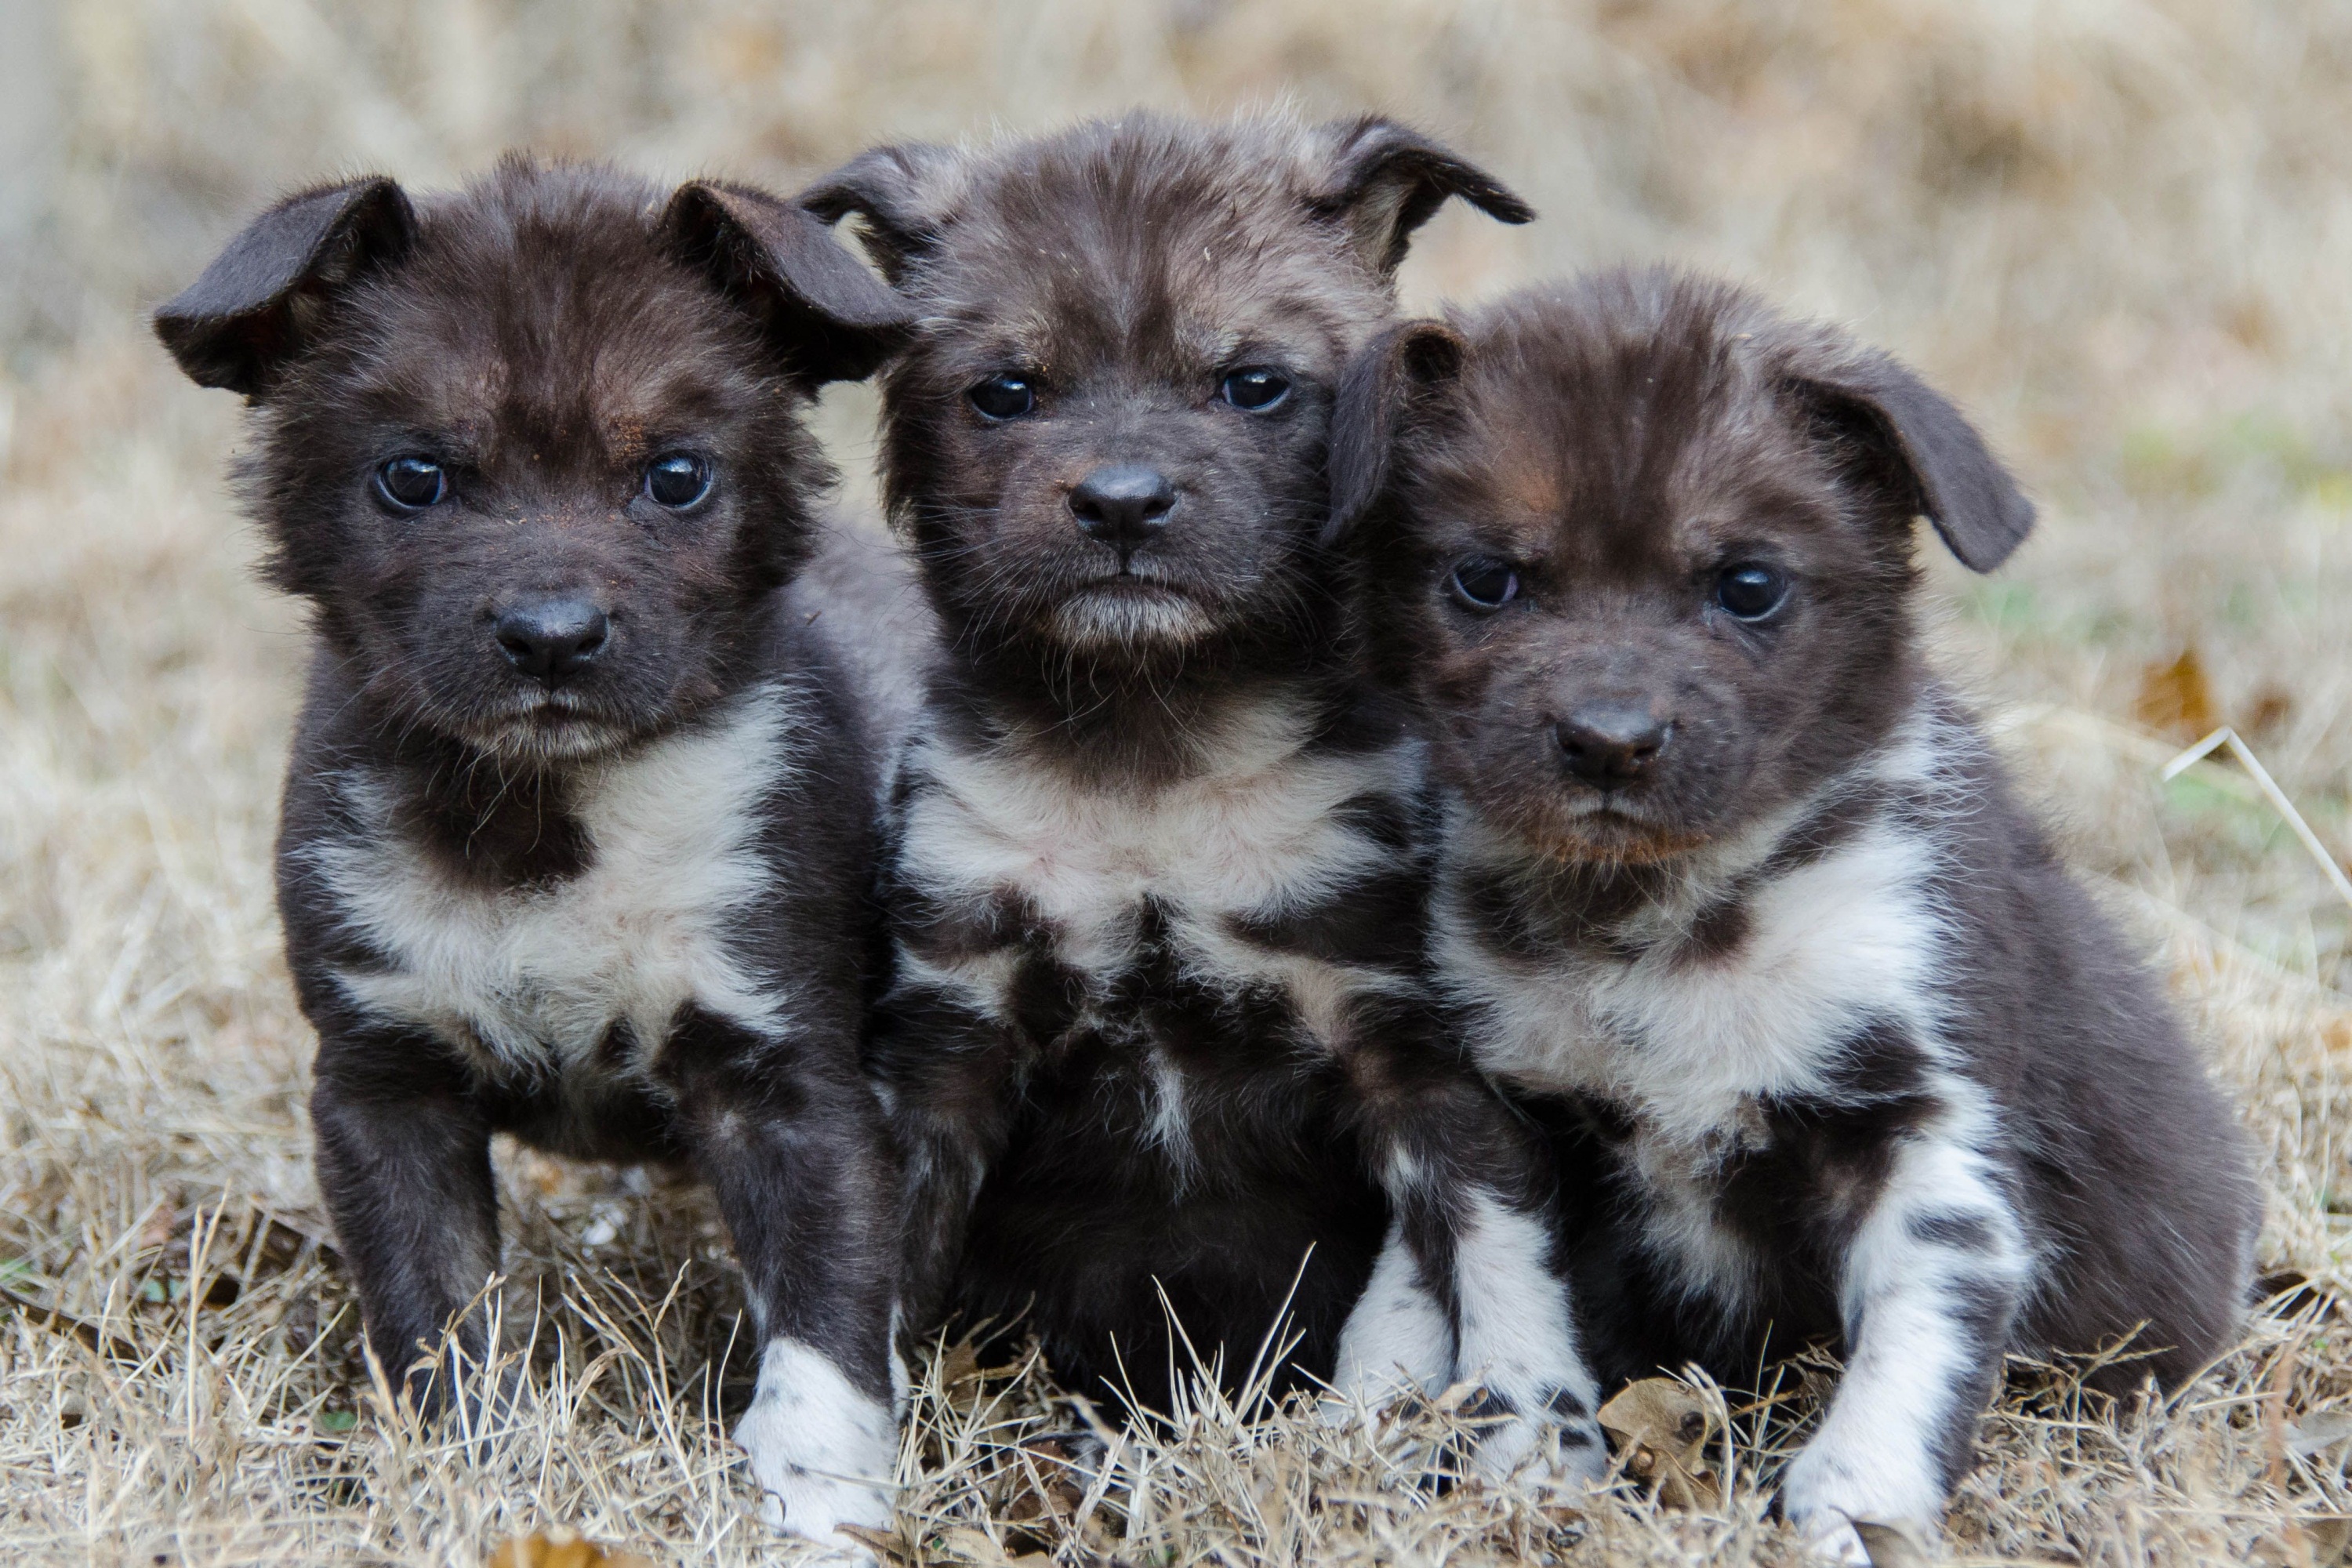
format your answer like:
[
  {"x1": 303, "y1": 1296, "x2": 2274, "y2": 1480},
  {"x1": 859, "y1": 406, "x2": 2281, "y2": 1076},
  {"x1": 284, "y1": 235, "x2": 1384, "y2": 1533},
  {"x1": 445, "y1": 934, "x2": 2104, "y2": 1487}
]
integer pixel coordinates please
[
  {"x1": 1333, "y1": 269, "x2": 2263, "y2": 1555},
  {"x1": 154, "y1": 158, "x2": 912, "y2": 1552},
  {"x1": 801, "y1": 113, "x2": 1602, "y2": 1473}
]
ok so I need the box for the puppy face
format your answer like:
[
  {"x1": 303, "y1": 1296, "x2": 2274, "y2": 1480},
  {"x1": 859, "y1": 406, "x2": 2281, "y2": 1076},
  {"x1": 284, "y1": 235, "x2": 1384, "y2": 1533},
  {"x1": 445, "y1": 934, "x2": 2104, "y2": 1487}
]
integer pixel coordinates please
[
  {"x1": 157, "y1": 160, "x2": 906, "y2": 764},
  {"x1": 1336, "y1": 272, "x2": 2033, "y2": 862},
  {"x1": 804, "y1": 114, "x2": 1530, "y2": 675}
]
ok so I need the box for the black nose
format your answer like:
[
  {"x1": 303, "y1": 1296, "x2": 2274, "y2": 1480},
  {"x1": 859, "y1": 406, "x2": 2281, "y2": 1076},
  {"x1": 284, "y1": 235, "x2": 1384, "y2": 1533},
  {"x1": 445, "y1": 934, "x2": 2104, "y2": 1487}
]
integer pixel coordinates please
[
  {"x1": 1555, "y1": 704, "x2": 1670, "y2": 789},
  {"x1": 1068, "y1": 463, "x2": 1176, "y2": 549},
  {"x1": 495, "y1": 597, "x2": 609, "y2": 688}
]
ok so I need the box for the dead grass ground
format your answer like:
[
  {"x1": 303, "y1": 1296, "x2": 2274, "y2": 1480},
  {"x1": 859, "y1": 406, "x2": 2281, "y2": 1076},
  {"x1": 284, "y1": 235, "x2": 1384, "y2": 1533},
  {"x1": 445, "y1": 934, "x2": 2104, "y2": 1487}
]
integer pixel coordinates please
[{"x1": 4, "y1": 2, "x2": 2352, "y2": 1564}]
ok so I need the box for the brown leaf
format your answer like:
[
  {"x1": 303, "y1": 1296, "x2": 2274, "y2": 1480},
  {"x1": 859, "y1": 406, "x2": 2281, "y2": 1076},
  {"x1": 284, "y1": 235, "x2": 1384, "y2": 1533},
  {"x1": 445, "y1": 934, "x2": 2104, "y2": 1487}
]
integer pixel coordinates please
[
  {"x1": 2133, "y1": 647, "x2": 2218, "y2": 740},
  {"x1": 837, "y1": 1523, "x2": 909, "y2": 1564},
  {"x1": 1597, "y1": 1377, "x2": 1720, "y2": 1510},
  {"x1": 1001, "y1": 1432, "x2": 1089, "y2": 1527},
  {"x1": 484, "y1": 1528, "x2": 657, "y2": 1568},
  {"x1": 1851, "y1": 1520, "x2": 1933, "y2": 1568},
  {"x1": 931, "y1": 1525, "x2": 1018, "y2": 1565}
]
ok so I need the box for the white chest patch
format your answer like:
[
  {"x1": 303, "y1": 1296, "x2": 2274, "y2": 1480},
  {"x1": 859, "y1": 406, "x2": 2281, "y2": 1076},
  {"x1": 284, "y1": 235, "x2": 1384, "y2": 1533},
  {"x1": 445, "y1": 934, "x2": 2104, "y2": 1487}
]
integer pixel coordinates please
[
  {"x1": 894, "y1": 697, "x2": 1421, "y2": 1050},
  {"x1": 310, "y1": 687, "x2": 806, "y2": 1076},
  {"x1": 1437, "y1": 729, "x2": 1956, "y2": 1149},
  {"x1": 1443, "y1": 818, "x2": 1946, "y2": 1147},
  {"x1": 1434, "y1": 720, "x2": 1967, "y2": 1308}
]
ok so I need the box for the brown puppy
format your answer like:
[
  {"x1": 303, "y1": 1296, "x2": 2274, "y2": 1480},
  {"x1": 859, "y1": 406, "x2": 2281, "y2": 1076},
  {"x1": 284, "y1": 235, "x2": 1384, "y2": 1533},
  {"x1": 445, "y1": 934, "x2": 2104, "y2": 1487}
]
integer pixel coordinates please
[
  {"x1": 1334, "y1": 269, "x2": 2260, "y2": 1557},
  {"x1": 804, "y1": 114, "x2": 1603, "y2": 1477},
  {"x1": 155, "y1": 159, "x2": 911, "y2": 1553}
]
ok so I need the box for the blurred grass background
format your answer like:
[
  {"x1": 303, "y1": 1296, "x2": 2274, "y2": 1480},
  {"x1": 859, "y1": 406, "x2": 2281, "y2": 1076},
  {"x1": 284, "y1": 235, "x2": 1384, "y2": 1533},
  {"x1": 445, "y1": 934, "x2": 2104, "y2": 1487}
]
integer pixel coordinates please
[{"x1": 3, "y1": 3, "x2": 2352, "y2": 1563}]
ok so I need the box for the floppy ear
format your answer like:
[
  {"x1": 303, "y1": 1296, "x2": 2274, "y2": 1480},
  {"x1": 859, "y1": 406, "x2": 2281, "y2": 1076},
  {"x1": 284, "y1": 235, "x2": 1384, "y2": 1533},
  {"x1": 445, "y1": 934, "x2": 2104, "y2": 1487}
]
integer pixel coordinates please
[
  {"x1": 662, "y1": 180, "x2": 913, "y2": 386},
  {"x1": 1325, "y1": 318, "x2": 1467, "y2": 546},
  {"x1": 1788, "y1": 350, "x2": 2034, "y2": 572},
  {"x1": 797, "y1": 143, "x2": 960, "y2": 285},
  {"x1": 1309, "y1": 117, "x2": 1534, "y2": 275},
  {"x1": 153, "y1": 176, "x2": 416, "y2": 397}
]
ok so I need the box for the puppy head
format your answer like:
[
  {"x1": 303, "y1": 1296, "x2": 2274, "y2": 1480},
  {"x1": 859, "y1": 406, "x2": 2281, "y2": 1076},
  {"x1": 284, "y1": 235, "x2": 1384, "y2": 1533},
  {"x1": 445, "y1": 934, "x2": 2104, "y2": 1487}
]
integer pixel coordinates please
[
  {"x1": 1334, "y1": 270, "x2": 2033, "y2": 865},
  {"x1": 801, "y1": 114, "x2": 1530, "y2": 677},
  {"x1": 155, "y1": 157, "x2": 908, "y2": 765}
]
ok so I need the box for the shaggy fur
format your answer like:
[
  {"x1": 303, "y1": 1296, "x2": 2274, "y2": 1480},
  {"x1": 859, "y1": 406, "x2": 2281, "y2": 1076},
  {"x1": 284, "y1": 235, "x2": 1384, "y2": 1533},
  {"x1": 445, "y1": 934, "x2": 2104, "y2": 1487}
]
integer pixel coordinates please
[
  {"x1": 1334, "y1": 270, "x2": 2263, "y2": 1556},
  {"x1": 154, "y1": 158, "x2": 912, "y2": 1553},
  {"x1": 803, "y1": 113, "x2": 1602, "y2": 1474}
]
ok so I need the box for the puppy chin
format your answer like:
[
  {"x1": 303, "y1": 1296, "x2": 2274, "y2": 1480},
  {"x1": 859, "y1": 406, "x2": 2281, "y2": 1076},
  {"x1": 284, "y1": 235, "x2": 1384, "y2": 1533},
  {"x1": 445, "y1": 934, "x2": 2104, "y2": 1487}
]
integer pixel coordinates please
[
  {"x1": 1498, "y1": 786, "x2": 1712, "y2": 867},
  {"x1": 1046, "y1": 583, "x2": 1217, "y2": 652},
  {"x1": 451, "y1": 690, "x2": 641, "y2": 767}
]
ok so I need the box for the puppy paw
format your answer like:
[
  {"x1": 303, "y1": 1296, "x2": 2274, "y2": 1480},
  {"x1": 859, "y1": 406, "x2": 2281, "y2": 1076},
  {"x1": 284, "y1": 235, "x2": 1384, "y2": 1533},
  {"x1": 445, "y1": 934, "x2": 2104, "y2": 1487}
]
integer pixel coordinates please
[
  {"x1": 753, "y1": 1472, "x2": 891, "y2": 1564},
  {"x1": 1777, "y1": 1440, "x2": 1938, "y2": 1566},
  {"x1": 737, "y1": 1338, "x2": 899, "y2": 1559},
  {"x1": 1465, "y1": 1388, "x2": 1609, "y2": 1491},
  {"x1": 1327, "y1": 1224, "x2": 1450, "y2": 1428}
]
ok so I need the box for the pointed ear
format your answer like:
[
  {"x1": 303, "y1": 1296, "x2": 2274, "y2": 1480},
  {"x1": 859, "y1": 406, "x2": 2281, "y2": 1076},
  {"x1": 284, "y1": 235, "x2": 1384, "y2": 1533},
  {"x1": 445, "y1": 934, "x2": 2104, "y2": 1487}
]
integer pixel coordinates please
[
  {"x1": 1788, "y1": 351, "x2": 2034, "y2": 572},
  {"x1": 797, "y1": 143, "x2": 960, "y2": 285},
  {"x1": 1308, "y1": 117, "x2": 1534, "y2": 275},
  {"x1": 1326, "y1": 319, "x2": 1467, "y2": 546},
  {"x1": 153, "y1": 176, "x2": 416, "y2": 397},
  {"x1": 662, "y1": 180, "x2": 913, "y2": 386}
]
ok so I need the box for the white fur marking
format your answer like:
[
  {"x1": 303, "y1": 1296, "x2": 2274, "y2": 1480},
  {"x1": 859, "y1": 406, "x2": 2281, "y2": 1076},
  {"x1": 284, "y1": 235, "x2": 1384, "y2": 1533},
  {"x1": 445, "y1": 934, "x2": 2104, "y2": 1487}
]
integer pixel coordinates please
[
  {"x1": 1450, "y1": 1189, "x2": 1605, "y2": 1483},
  {"x1": 1778, "y1": 1107, "x2": 2027, "y2": 1544},
  {"x1": 1329, "y1": 1219, "x2": 1451, "y2": 1410},
  {"x1": 315, "y1": 687, "x2": 803, "y2": 1073},
  {"x1": 1446, "y1": 813, "x2": 1945, "y2": 1145},
  {"x1": 895, "y1": 695, "x2": 1423, "y2": 1102},
  {"x1": 738, "y1": 1336, "x2": 898, "y2": 1557}
]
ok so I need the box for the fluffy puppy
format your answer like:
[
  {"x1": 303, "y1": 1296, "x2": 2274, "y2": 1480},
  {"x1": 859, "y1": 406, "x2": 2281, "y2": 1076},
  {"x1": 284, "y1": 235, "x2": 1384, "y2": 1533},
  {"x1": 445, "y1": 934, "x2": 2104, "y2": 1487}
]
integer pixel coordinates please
[
  {"x1": 155, "y1": 158, "x2": 911, "y2": 1552},
  {"x1": 801, "y1": 113, "x2": 1601, "y2": 1473},
  {"x1": 1334, "y1": 270, "x2": 2262, "y2": 1555}
]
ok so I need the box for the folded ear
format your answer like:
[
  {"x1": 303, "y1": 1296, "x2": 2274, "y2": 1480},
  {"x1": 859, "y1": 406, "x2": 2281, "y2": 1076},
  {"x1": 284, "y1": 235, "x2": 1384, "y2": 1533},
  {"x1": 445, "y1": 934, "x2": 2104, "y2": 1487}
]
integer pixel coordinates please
[
  {"x1": 797, "y1": 142, "x2": 961, "y2": 285},
  {"x1": 1325, "y1": 318, "x2": 1467, "y2": 546},
  {"x1": 1308, "y1": 117, "x2": 1534, "y2": 275},
  {"x1": 662, "y1": 180, "x2": 913, "y2": 387},
  {"x1": 1788, "y1": 350, "x2": 2034, "y2": 572},
  {"x1": 153, "y1": 176, "x2": 416, "y2": 397}
]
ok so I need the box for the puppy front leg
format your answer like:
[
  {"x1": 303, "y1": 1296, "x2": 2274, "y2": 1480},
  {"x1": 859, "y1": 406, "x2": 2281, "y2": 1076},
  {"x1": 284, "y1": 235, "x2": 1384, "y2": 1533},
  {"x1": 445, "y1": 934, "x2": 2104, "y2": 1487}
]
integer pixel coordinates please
[
  {"x1": 1337, "y1": 1049, "x2": 1604, "y2": 1484},
  {"x1": 662, "y1": 1006, "x2": 901, "y2": 1559},
  {"x1": 1440, "y1": 1173, "x2": 1606, "y2": 1485},
  {"x1": 864, "y1": 989, "x2": 1022, "y2": 1346},
  {"x1": 1330, "y1": 1214, "x2": 1453, "y2": 1410},
  {"x1": 1778, "y1": 1126, "x2": 2027, "y2": 1563},
  {"x1": 308, "y1": 1028, "x2": 501, "y2": 1421}
]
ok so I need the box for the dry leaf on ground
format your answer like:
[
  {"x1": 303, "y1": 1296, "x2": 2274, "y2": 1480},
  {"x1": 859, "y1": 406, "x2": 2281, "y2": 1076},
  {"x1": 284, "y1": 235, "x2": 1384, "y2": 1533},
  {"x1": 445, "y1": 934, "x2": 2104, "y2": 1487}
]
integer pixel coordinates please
[
  {"x1": 1597, "y1": 1377, "x2": 1721, "y2": 1510},
  {"x1": 2133, "y1": 647, "x2": 2220, "y2": 739},
  {"x1": 485, "y1": 1527, "x2": 658, "y2": 1568}
]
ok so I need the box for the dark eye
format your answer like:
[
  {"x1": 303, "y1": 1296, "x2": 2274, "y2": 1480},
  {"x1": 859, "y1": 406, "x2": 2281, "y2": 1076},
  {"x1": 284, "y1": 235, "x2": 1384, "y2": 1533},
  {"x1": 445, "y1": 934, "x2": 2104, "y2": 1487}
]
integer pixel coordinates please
[
  {"x1": 372, "y1": 456, "x2": 446, "y2": 511},
  {"x1": 1715, "y1": 564, "x2": 1788, "y2": 621},
  {"x1": 968, "y1": 375, "x2": 1036, "y2": 420},
  {"x1": 644, "y1": 452, "x2": 713, "y2": 509},
  {"x1": 1219, "y1": 367, "x2": 1291, "y2": 412},
  {"x1": 1448, "y1": 557, "x2": 1520, "y2": 610}
]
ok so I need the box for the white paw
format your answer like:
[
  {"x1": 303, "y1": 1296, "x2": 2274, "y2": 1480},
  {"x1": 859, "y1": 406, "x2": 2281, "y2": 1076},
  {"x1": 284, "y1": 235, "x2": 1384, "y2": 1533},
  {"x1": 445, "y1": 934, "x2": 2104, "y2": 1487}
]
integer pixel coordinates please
[
  {"x1": 1468, "y1": 1399, "x2": 1609, "y2": 1491},
  {"x1": 1792, "y1": 1517, "x2": 1874, "y2": 1567},
  {"x1": 1328, "y1": 1219, "x2": 1451, "y2": 1426},
  {"x1": 753, "y1": 1472, "x2": 891, "y2": 1563},
  {"x1": 738, "y1": 1338, "x2": 898, "y2": 1559},
  {"x1": 1778, "y1": 1440, "x2": 1938, "y2": 1565}
]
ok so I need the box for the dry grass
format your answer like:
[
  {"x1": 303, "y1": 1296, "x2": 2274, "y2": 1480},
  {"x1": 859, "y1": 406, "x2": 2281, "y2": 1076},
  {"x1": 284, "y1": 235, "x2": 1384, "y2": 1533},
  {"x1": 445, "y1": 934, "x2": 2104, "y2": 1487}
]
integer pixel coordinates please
[{"x1": 5, "y1": 2, "x2": 2352, "y2": 1564}]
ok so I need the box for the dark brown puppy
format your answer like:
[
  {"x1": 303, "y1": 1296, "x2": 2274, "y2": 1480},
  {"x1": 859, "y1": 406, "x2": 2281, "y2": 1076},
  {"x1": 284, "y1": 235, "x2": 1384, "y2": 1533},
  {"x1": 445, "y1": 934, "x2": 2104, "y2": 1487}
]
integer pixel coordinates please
[
  {"x1": 1334, "y1": 269, "x2": 2261, "y2": 1556},
  {"x1": 803, "y1": 113, "x2": 1601, "y2": 1475},
  {"x1": 155, "y1": 158, "x2": 910, "y2": 1552}
]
